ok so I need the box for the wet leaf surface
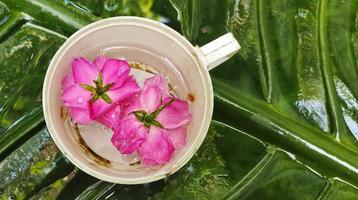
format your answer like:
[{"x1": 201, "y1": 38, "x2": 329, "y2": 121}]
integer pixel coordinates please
[{"x1": 0, "y1": 0, "x2": 357, "y2": 199}]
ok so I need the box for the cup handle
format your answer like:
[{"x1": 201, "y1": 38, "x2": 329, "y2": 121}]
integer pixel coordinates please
[{"x1": 196, "y1": 33, "x2": 240, "y2": 71}]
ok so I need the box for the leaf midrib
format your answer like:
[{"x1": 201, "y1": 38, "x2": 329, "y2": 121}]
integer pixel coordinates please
[
  {"x1": 316, "y1": 0, "x2": 349, "y2": 143},
  {"x1": 213, "y1": 78, "x2": 358, "y2": 186}
]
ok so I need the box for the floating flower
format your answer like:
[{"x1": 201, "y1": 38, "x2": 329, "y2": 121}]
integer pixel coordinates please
[
  {"x1": 61, "y1": 56, "x2": 140, "y2": 124},
  {"x1": 111, "y1": 74, "x2": 192, "y2": 165},
  {"x1": 96, "y1": 103, "x2": 122, "y2": 129}
]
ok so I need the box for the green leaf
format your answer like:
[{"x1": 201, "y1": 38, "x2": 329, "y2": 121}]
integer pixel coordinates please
[
  {"x1": 1, "y1": 0, "x2": 98, "y2": 36},
  {"x1": 164, "y1": 0, "x2": 358, "y2": 198},
  {"x1": 0, "y1": 129, "x2": 73, "y2": 199},
  {"x1": 29, "y1": 170, "x2": 76, "y2": 200},
  {"x1": 0, "y1": 0, "x2": 357, "y2": 199},
  {"x1": 75, "y1": 181, "x2": 120, "y2": 200},
  {"x1": 0, "y1": 20, "x2": 66, "y2": 158}
]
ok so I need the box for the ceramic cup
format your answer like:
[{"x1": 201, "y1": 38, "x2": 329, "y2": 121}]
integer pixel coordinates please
[{"x1": 43, "y1": 16, "x2": 240, "y2": 184}]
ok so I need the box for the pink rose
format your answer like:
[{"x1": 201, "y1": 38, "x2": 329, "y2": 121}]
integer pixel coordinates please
[
  {"x1": 111, "y1": 74, "x2": 192, "y2": 165},
  {"x1": 61, "y1": 56, "x2": 140, "y2": 124}
]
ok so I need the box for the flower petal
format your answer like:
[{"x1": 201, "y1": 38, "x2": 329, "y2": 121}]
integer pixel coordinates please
[
  {"x1": 156, "y1": 97, "x2": 192, "y2": 129},
  {"x1": 96, "y1": 103, "x2": 122, "y2": 129},
  {"x1": 122, "y1": 94, "x2": 142, "y2": 117},
  {"x1": 143, "y1": 74, "x2": 170, "y2": 98},
  {"x1": 166, "y1": 127, "x2": 187, "y2": 149},
  {"x1": 101, "y1": 59, "x2": 130, "y2": 88},
  {"x1": 89, "y1": 98, "x2": 112, "y2": 119},
  {"x1": 94, "y1": 56, "x2": 108, "y2": 71},
  {"x1": 138, "y1": 127, "x2": 175, "y2": 165},
  {"x1": 107, "y1": 77, "x2": 140, "y2": 103},
  {"x1": 72, "y1": 57, "x2": 99, "y2": 85},
  {"x1": 61, "y1": 73, "x2": 75, "y2": 91},
  {"x1": 69, "y1": 107, "x2": 92, "y2": 124},
  {"x1": 140, "y1": 86, "x2": 161, "y2": 113},
  {"x1": 61, "y1": 84, "x2": 92, "y2": 109},
  {"x1": 111, "y1": 117, "x2": 147, "y2": 154}
]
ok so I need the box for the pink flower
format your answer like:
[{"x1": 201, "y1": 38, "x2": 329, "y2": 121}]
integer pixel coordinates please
[
  {"x1": 96, "y1": 103, "x2": 122, "y2": 129},
  {"x1": 111, "y1": 74, "x2": 192, "y2": 165},
  {"x1": 61, "y1": 56, "x2": 140, "y2": 124}
]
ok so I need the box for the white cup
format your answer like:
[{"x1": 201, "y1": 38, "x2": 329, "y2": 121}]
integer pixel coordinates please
[{"x1": 43, "y1": 16, "x2": 240, "y2": 184}]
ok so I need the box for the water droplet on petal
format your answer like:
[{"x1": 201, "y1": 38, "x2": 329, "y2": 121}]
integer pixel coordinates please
[
  {"x1": 78, "y1": 97, "x2": 84, "y2": 104},
  {"x1": 111, "y1": 113, "x2": 116, "y2": 118},
  {"x1": 115, "y1": 106, "x2": 120, "y2": 112}
]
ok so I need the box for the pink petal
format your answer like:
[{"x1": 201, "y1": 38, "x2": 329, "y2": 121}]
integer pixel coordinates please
[
  {"x1": 156, "y1": 97, "x2": 192, "y2": 129},
  {"x1": 122, "y1": 94, "x2": 142, "y2": 117},
  {"x1": 107, "y1": 77, "x2": 140, "y2": 103},
  {"x1": 96, "y1": 104, "x2": 122, "y2": 129},
  {"x1": 61, "y1": 84, "x2": 92, "y2": 109},
  {"x1": 69, "y1": 107, "x2": 92, "y2": 124},
  {"x1": 101, "y1": 59, "x2": 130, "y2": 89},
  {"x1": 143, "y1": 74, "x2": 170, "y2": 98},
  {"x1": 166, "y1": 127, "x2": 187, "y2": 149},
  {"x1": 89, "y1": 99, "x2": 112, "y2": 119},
  {"x1": 61, "y1": 73, "x2": 75, "y2": 91},
  {"x1": 94, "y1": 56, "x2": 108, "y2": 71},
  {"x1": 72, "y1": 57, "x2": 99, "y2": 85},
  {"x1": 140, "y1": 86, "x2": 161, "y2": 113},
  {"x1": 111, "y1": 117, "x2": 147, "y2": 154},
  {"x1": 90, "y1": 77, "x2": 140, "y2": 120},
  {"x1": 138, "y1": 127, "x2": 175, "y2": 165}
]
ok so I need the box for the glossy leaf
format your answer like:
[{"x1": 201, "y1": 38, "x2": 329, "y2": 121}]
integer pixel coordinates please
[
  {"x1": 0, "y1": 129, "x2": 73, "y2": 199},
  {"x1": 0, "y1": 0, "x2": 357, "y2": 199},
  {"x1": 29, "y1": 170, "x2": 76, "y2": 200}
]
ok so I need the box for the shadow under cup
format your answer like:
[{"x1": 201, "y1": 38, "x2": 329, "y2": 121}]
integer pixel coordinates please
[{"x1": 43, "y1": 17, "x2": 213, "y2": 184}]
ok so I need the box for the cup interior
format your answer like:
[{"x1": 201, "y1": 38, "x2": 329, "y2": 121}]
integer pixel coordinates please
[{"x1": 43, "y1": 17, "x2": 213, "y2": 184}]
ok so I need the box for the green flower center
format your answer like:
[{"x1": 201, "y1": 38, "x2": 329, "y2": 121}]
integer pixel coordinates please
[
  {"x1": 80, "y1": 73, "x2": 114, "y2": 103},
  {"x1": 132, "y1": 98, "x2": 175, "y2": 129}
]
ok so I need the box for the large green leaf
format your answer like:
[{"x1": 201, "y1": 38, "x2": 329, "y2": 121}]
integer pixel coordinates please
[
  {"x1": 0, "y1": 0, "x2": 357, "y2": 199},
  {"x1": 0, "y1": 128, "x2": 73, "y2": 199}
]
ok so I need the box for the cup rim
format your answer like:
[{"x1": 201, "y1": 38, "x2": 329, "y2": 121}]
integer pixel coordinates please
[{"x1": 43, "y1": 16, "x2": 213, "y2": 184}]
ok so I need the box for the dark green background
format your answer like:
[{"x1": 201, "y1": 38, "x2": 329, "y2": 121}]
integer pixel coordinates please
[{"x1": 0, "y1": 0, "x2": 357, "y2": 199}]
